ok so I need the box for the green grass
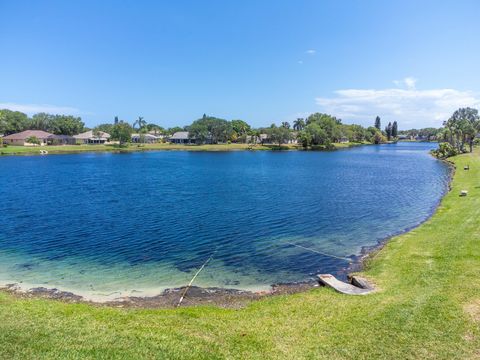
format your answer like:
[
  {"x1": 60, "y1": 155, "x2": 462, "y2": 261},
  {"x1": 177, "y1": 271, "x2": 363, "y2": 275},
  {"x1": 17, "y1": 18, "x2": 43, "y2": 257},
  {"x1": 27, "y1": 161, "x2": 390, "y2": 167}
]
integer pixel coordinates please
[
  {"x1": 1, "y1": 151, "x2": 479, "y2": 359},
  {"x1": 0, "y1": 141, "x2": 366, "y2": 155}
]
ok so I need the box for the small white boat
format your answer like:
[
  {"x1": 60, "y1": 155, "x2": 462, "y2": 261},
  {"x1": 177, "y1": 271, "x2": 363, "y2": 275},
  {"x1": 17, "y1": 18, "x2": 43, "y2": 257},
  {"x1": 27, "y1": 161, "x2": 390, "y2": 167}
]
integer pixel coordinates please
[{"x1": 39, "y1": 150, "x2": 48, "y2": 155}]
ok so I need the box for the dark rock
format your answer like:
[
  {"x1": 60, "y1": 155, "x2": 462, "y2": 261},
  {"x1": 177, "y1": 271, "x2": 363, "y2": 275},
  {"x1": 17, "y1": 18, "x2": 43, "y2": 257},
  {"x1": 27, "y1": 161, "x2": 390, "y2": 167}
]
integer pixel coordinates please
[{"x1": 349, "y1": 275, "x2": 374, "y2": 290}]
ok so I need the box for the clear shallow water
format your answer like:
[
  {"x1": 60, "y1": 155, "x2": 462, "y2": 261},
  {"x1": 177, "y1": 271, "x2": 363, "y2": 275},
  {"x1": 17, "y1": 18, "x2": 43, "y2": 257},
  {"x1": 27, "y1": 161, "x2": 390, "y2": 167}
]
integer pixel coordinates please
[{"x1": 0, "y1": 143, "x2": 450, "y2": 300}]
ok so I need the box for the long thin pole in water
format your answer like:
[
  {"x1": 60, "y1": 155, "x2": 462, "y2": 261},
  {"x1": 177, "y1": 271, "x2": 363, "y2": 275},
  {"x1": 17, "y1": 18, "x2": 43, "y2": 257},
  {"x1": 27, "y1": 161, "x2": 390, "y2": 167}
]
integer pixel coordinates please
[
  {"x1": 176, "y1": 254, "x2": 214, "y2": 308},
  {"x1": 284, "y1": 242, "x2": 351, "y2": 262}
]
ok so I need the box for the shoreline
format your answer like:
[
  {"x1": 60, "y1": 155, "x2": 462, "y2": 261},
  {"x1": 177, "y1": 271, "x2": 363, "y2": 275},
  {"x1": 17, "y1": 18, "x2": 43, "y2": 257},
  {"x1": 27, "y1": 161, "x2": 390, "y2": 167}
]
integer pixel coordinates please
[
  {"x1": 349, "y1": 155, "x2": 455, "y2": 273},
  {"x1": 0, "y1": 141, "x2": 369, "y2": 156}
]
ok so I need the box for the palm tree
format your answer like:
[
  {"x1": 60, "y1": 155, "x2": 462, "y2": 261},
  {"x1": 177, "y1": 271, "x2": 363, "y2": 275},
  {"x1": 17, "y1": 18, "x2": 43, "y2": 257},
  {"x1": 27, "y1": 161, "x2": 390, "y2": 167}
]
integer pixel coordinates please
[
  {"x1": 293, "y1": 118, "x2": 305, "y2": 131},
  {"x1": 133, "y1": 116, "x2": 147, "y2": 130},
  {"x1": 281, "y1": 121, "x2": 291, "y2": 129}
]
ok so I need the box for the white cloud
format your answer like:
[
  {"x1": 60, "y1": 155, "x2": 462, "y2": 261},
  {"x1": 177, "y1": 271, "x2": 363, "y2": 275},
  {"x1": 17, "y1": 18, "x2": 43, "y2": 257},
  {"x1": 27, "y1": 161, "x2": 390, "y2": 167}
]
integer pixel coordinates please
[
  {"x1": 315, "y1": 80, "x2": 480, "y2": 128},
  {"x1": 393, "y1": 76, "x2": 417, "y2": 89},
  {"x1": 306, "y1": 49, "x2": 316, "y2": 54},
  {"x1": 0, "y1": 102, "x2": 81, "y2": 116}
]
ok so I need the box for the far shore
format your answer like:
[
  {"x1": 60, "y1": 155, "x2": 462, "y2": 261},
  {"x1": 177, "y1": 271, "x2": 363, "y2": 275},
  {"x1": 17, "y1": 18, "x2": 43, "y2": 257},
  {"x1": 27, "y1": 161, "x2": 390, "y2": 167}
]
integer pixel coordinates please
[{"x1": 0, "y1": 141, "x2": 369, "y2": 156}]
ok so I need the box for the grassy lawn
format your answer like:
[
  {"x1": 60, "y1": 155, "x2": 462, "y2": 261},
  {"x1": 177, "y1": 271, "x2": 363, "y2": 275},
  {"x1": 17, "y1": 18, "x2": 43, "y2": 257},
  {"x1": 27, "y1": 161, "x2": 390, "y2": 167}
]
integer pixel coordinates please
[
  {"x1": 0, "y1": 151, "x2": 479, "y2": 359},
  {"x1": 0, "y1": 141, "x2": 366, "y2": 155}
]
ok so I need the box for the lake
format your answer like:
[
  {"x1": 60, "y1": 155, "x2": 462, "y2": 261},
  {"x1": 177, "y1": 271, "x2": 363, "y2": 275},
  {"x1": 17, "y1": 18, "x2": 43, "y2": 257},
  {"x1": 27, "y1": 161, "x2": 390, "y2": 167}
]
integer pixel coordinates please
[{"x1": 0, "y1": 143, "x2": 450, "y2": 300}]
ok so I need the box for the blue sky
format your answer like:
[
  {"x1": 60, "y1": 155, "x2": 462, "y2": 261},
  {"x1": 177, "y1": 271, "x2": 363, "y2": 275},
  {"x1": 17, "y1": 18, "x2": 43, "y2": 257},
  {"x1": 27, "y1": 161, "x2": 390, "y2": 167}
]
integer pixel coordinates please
[{"x1": 1, "y1": 0, "x2": 479, "y2": 129}]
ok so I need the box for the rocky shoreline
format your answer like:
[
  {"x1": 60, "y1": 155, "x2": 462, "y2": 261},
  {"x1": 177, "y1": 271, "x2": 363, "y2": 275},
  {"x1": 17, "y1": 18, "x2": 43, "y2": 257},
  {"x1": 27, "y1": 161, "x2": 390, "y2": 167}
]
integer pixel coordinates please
[{"x1": 1, "y1": 281, "x2": 319, "y2": 309}]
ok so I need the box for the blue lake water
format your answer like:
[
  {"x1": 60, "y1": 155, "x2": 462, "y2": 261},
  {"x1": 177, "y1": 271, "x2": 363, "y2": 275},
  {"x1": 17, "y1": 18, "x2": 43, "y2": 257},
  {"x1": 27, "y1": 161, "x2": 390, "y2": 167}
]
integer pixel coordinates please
[{"x1": 0, "y1": 143, "x2": 450, "y2": 300}]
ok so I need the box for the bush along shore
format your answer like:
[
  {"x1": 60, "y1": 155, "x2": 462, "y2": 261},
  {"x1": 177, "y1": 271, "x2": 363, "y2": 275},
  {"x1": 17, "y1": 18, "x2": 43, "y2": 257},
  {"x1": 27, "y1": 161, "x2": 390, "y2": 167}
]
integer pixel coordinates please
[{"x1": 0, "y1": 149, "x2": 479, "y2": 359}]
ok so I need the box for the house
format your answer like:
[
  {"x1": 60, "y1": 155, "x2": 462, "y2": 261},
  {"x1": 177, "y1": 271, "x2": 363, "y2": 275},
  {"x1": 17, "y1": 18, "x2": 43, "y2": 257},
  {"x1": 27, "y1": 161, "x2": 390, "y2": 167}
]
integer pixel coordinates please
[
  {"x1": 131, "y1": 133, "x2": 160, "y2": 144},
  {"x1": 259, "y1": 133, "x2": 269, "y2": 144},
  {"x1": 148, "y1": 130, "x2": 167, "y2": 139},
  {"x1": 2, "y1": 130, "x2": 53, "y2": 146},
  {"x1": 338, "y1": 136, "x2": 350, "y2": 143},
  {"x1": 74, "y1": 130, "x2": 111, "y2": 144},
  {"x1": 169, "y1": 131, "x2": 196, "y2": 144},
  {"x1": 47, "y1": 134, "x2": 76, "y2": 145}
]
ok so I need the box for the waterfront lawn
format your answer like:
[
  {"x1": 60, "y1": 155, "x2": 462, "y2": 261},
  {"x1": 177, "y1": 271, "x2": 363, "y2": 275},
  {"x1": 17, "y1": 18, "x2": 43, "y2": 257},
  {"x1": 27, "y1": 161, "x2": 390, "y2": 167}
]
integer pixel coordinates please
[
  {"x1": 0, "y1": 150, "x2": 479, "y2": 359},
  {"x1": 0, "y1": 141, "x2": 366, "y2": 155}
]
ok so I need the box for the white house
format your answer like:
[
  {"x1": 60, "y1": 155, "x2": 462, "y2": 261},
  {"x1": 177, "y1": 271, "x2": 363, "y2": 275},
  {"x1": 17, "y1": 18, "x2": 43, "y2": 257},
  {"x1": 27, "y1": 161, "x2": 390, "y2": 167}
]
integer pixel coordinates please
[{"x1": 74, "y1": 130, "x2": 111, "y2": 144}]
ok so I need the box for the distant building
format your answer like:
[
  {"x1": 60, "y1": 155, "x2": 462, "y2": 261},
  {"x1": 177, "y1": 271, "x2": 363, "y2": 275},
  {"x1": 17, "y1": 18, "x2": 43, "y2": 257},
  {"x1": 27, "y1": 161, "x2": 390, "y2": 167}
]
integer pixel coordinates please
[
  {"x1": 74, "y1": 130, "x2": 111, "y2": 144},
  {"x1": 131, "y1": 133, "x2": 160, "y2": 144},
  {"x1": 47, "y1": 134, "x2": 76, "y2": 145},
  {"x1": 2, "y1": 130, "x2": 53, "y2": 146},
  {"x1": 170, "y1": 131, "x2": 196, "y2": 144},
  {"x1": 148, "y1": 130, "x2": 166, "y2": 139},
  {"x1": 338, "y1": 137, "x2": 350, "y2": 143},
  {"x1": 259, "y1": 133, "x2": 269, "y2": 144}
]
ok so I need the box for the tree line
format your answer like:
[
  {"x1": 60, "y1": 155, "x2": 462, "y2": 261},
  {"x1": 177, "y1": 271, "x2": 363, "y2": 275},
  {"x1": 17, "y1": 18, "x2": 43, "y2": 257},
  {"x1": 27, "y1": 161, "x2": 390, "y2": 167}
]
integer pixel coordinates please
[
  {"x1": 1, "y1": 107, "x2": 406, "y2": 147},
  {"x1": 433, "y1": 107, "x2": 480, "y2": 158},
  {"x1": 183, "y1": 113, "x2": 403, "y2": 147},
  {"x1": 0, "y1": 110, "x2": 85, "y2": 136}
]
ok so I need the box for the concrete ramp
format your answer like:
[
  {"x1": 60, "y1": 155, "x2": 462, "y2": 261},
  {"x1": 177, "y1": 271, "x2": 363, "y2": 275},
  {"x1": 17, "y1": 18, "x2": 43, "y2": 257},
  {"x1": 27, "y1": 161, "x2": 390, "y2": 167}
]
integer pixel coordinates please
[{"x1": 318, "y1": 274, "x2": 373, "y2": 295}]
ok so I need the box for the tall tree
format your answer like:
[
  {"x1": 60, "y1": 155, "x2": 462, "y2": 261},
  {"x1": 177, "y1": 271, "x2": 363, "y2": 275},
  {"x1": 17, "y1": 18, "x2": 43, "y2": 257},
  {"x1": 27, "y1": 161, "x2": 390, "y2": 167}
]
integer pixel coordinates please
[
  {"x1": 167, "y1": 126, "x2": 184, "y2": 135},
  {"x1": 306, "y1": 113, "x2": 342, "y2": 142},
  {"x1": 385, "y1": 122, "x2": 392, "y2": 140},
  {"x1": 392, "y1": 121, "x2": 398, "y2": 138},
  {"x1": 146, "y1": 123, "x2": 165, "y2": 135},
  {"x1": 231, "y1": 120, "x2": 251, "y2": 136},
  {"x1": 293, "y1": 118, "x2": 305, "y2": 131},
  {"x1": 111, "y1": 121, "x2": 133, "y2": 145},
  {"x1": 374, "y1": 116, "x2": 381, "y2": 130},
  {"x1": 0, "y1": 109, "x2": 29, "y2": 135},
  {"x1": 133, "y1": 116, "x2": 147, "y2": 130},
  {"x1": 187, "y1": 116, "x2": 233, "y2": 144},
  {"x1": 266, "y1": 124, "x2": 291, "y2": 146},
  {"x1": 443, "y1": 107, "x2": 479, "y2": 152},
  {"x1": 281, "y1": 121, "x2": 291, "y2": 129},
  {"x1": 48, "y1": 115, "x2": 85, "y2": 135},
  {"x1": 30, "y1": 113, "x2": 52, "y2": 131},
  {"x1": 94, "y1": 123, "x2": 114, "y2": 134}
]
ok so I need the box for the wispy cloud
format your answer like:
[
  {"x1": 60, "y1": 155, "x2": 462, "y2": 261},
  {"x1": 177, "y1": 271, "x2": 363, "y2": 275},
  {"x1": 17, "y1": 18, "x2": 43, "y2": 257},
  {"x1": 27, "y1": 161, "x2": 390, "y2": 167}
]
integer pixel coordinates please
[
  {"x1": 306, "y1": 49, "x2": 316, "y2": 54},
  {"x1": 393, "y1": 76, "x2": 417, "y2": 89},
  {"x1": 315, "y1": 78, "x2": 480, "y2": 127},
  {"x1": 0, "y1": 102, "x2": 81, "y2": 116}
]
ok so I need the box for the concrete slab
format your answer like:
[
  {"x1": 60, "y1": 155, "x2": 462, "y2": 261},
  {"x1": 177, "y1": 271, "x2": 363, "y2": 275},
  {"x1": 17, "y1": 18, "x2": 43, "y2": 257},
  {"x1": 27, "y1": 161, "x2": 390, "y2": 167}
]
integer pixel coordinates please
[{"x1": 318, "y1": 274, "x2": 373, "y2": 295}]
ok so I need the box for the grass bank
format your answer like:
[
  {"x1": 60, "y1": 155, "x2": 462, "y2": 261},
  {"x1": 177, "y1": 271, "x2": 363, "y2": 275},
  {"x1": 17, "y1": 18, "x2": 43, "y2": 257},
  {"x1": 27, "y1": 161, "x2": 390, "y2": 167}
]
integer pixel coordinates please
[
  {"x1": 0, "y1": 141, "x2": 365, "y2": 156},
  {"x1": 0, "y1": 151, "x2": 479, "y2": 359}
]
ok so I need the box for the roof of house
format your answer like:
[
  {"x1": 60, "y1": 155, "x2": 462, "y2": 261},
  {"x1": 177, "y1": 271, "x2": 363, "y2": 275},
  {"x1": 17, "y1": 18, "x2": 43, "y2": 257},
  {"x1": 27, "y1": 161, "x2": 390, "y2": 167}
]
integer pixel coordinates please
[
  {"x1": 148, "y1": 130, "x2": 165, "y2": 136},
  {"x1": 131, "y1": 133, "x2": 158, "y2": 139},
  {"x1": 3, "y1": 130, "x2": 53, "y2": 140},
  {"x1": 47, "y1": 134, "x2": 75, "y2": 139},
  {"x1": 170, "y1": 131, "x2": 190, "y2": 140},
  {"x1": 73, "y1": 130, "x2": 110, "y2": 140}
]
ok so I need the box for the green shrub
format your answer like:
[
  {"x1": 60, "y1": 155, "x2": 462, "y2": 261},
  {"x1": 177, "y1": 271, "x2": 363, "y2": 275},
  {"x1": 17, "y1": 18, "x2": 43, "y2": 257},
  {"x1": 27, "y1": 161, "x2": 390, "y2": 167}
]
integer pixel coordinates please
[
  {"x1": 25, "y1": 136, "x2": 41, "y2": 145},
  {"x1": 432, "y1": 142, "x2": 459, "y2": 159}
]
